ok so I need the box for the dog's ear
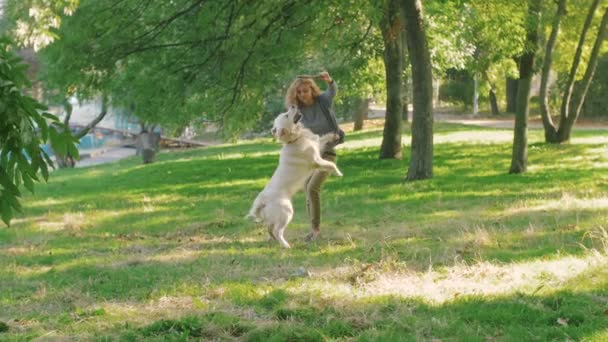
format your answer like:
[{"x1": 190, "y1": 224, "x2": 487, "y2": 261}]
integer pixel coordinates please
[{"x1": 293, "y1": 111, "x2": 302, "y2": 124}]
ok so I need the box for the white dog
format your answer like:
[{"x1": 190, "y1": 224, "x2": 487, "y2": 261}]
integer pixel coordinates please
[{"x1": 247, "y1": 106, "x2": 342, "y2": 248}]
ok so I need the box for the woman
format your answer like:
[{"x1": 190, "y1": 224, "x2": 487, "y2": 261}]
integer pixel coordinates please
[{"x1": 285, "y1": 71, "x2": 342, "y2": 242}]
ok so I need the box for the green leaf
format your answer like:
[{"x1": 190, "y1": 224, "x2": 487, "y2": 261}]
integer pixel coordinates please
[
  {"x1": 0, "y1": 149, "x2": 9, "y2": 170},
  {"x1": 25, "y1": 97, "x2": 48, "y2": 111},
  {"x1": 41, "y1": 150, "x2": 55, "y2": 170},
  {"x1": 14, "y1": 167, "x2": 22, "y2": 188},
  {"x1": 31, "y1": 150, "x2": 40, "y2": 172},
  {"x1": 22, "y1": 172, "x2": 35, "y2": 194},
  {"x1": 7, "y1": 192, "x2": 22, "y2": 213},
  {"x1": 67, "y1": 140, "x2": 80, "y2": 160},
  {"x1": 6, "y1": 153, "x2": 17, "y2": 180},
  {"x1": 0, "y1": 80, "x2": 14, "y2": 88},
  {"x1": 31, "y1": 112, "x2": 49, "y2": 141},
  {"x1": 1, "y1": 197, "x2": 13, "y2": 226},
  {"x1": 39, "y1": 158, "x2": 49, "y2": 182},
  {"x1": 42, "y1": 112, "x2": 60, "y2": 122},
  {"x1": 19, "y1": 96, "x2": 37, "y2": 116},
  {"x1": 16, "y1": 152, "x2": 37, "y2": 180},
  {"x1": 49, "y1": 126, "x2": 68, "y2": 156},
  {"x1": 5, "y1": 153, "x2": 16, "y2": 179},
  {"x1": 0, "y1": 167, "x2": 20, "y2": 197}
]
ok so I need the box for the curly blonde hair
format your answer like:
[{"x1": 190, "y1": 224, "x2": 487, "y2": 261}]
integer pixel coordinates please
[{"x1": 284, "y1": 78, "x2": 322, "y2": 108}]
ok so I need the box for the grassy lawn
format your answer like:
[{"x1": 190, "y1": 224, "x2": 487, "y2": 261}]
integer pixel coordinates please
[{"x1": 1, "y1": 122, "x2": 607, "y2": 340}]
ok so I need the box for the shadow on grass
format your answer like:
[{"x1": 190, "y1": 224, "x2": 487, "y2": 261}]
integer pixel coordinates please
[
  {"x1": 2, "y1": 125, "x2": 607, "y2": 339},
  {"x1": 4, "y1": 138, "x2": 605, "y2": 269}
]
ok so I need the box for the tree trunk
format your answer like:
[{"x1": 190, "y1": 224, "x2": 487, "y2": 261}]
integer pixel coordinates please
[
  {"x1": 54, "y1": 99, "x2": 76, "y2": 168},
  {"x1": 558, "y1": 0, "x2": 600, "y2": 129},
  {"x1": 484, "y1": 71, "x2": 500, "y2": 115},
  {"x1": 136, "y1": 123, "x2": 161, "y2": 164},
  {"x1": 539, "y1": 0, "x2": 566, "y2": 143},
  {"x1": 73, "y1": 94, "x2": 109, "y2": 140},
  {"x1": 489, "y1": 89, "x2": 500, "y2": 115},
  {"x1": 401, "y1": 14, "x2": 410, "y2": 123},
  {"x1": 402, "y1": 89, "x2": 409, "y2": 122},
  {"x1": 137, "y1": 132, "x2": 158, "y2": 164},
  {"x1": 55, "y1": 152, "x2": 75, "y2": 168},
  {"x1": 473, "y1": 73, "x2": 479, "y2": 116},
  {"x1": 556, "y1": 4, "x2": 607, "y2": 142},
  {"x1": 510, "y1": 0, "x2": 541, "y2": 174},
  {"x1": 379, "y1": 0, "x2": 404, "y2": 159},
  {"x1": 402, "y1": 71, "x2": 409, "y2": 122},
  {"x1": 403, "y1": 0, "x2": 433, "y2": 181},
  {"x1": 432, "y1": 78, "x2": 440, "y2": 108},
  {"x1": 54, "y1": 94, "x2": 109, "y2": 168},
  {"x1": 353, "y1": 97, "x2": 370, "y2": 131},
  {"x1": 506, "y1": 77, "x2": 518, "y2": 112}
]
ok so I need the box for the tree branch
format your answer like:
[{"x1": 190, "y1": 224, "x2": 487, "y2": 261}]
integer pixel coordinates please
[
  {"x1": 132, "y1": 0, "x2": 208, "y2": 46},
  {"x1": 74, "y1": 94, "x2": 108, "y2": 140},
  {"x1": 559, "y1": 0, "x2": 600, "y2": 121},
  {"x1": 539, "y1": 0, "x2": 566, "y2": 137}
]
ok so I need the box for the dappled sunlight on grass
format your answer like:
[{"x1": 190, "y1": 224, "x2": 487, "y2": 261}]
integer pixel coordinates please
[
  {"x1": 339, "y1": 137, "x2": 385, "y2": 150},
  {"x1": 429, "y1": 209, "x2": 461, "y2": 220},
  {"x1": 201, "y1": 150, "x2": 279, "y2": 161},
  {"x1": 434, "y1": 130, "x2": 513, "y2": 144},
  {"x1": 197, "y1": 178, "x2": 266, "y2": 189},
  {"x1": 26, "y1": 197, "x2": 73, "y2": 210},
  {"x1": 508, "y1": 193, "x2": 608, "y2": 214},
  {"x1": 356, "y1": 253, "x2": 607, "y2": 303},
  {"x1": 35, "y1": 212, "x2": 89, "y2": 232},
  {"x1": 114, "y1": 249, "x2": 203, "y2": 267},
  {"x1": 571, "y1": 136, "x2": 608, "y2": 144}
]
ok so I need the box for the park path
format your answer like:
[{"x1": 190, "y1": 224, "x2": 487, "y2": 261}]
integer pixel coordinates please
[
  {"x1": 76, "y1": 147, "x2": 137, "y2": 168},
  {"x1": 368, "y1": 105, "x2": 608, "y2": 130}
]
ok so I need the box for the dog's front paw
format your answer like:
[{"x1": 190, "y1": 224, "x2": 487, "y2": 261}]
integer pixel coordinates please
[
  {"x1": 320, "y1": 132, "x2": 340, "y2": 144},
  {"x1": 334, "y1": 169, "x2": 343, "y2": 177}
]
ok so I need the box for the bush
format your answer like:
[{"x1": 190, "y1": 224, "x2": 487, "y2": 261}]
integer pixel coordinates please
[{"x1": 439, "y1": 69, "x2": 474, "y2": 108}]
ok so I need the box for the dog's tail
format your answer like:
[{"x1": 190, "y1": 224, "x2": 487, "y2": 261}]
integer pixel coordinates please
[{"x1": 246, "y1": 195, "x2": 265, "y2": 222}]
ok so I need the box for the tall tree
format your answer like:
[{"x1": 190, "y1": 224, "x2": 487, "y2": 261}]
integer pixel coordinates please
[
  {"x1": 463, "y1": 0, "x2": 527, "y2": 116},
  {"x1": 9, "y1": 0, "x2": 385, "y2": 140},
  {"x1": 539, "y1": 0, "x2": 568, "y2": 142},
  {"x1": 539, "y1": 0, "x2": 607, "y2": 143},
  {"x1": 403, "y1": 0, "x2": 434, "y2": 181},
  {"x1": 379, "y1": 0, "x2": 405, "y2": 159},
  {"x1": 510, "y1": 0, "x2": 542, "y2": 174}
]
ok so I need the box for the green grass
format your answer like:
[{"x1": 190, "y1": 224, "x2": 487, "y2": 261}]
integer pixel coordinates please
[{"x1": 1, "y1": 123, "x2": 608, "y2": 340}]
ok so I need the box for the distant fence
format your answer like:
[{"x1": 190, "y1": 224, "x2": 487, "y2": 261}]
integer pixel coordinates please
[{"x1": 69, "y1": 125, "x2": 211, "y2": 149}]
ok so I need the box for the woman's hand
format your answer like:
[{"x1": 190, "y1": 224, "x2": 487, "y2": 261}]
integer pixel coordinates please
[{"x1": 319, "y1": 71, "x2": 332, "y2": 84}]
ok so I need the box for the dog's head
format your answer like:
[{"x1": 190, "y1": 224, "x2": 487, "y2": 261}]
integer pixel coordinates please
[{"x1": 271, "y1": 105, "x2": 303, "y2": 143}]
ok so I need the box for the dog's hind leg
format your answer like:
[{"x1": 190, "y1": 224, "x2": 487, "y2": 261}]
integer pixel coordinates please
[
  {"x1": 273, "y1": 223, "x2": 291, "y2": 248},
  {"x1": 267, "y1": 225, "x2": 277, "y2": 242},
  {"x1": 272, "y1": 200, "x2": 293, "y2": 248}
]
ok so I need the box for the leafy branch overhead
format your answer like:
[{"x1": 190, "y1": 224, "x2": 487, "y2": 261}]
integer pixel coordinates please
[
  {"x1": 0, "y1": 38, "x2": 79, "y2": 226},
  {"x1": 8, "y1": 0, "x2": 382, "y2": 135}
]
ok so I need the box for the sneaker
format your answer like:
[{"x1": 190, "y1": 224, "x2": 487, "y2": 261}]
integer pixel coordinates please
[{"x1": 304, "y1": 230, "x2": 320, "y2": 243}]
